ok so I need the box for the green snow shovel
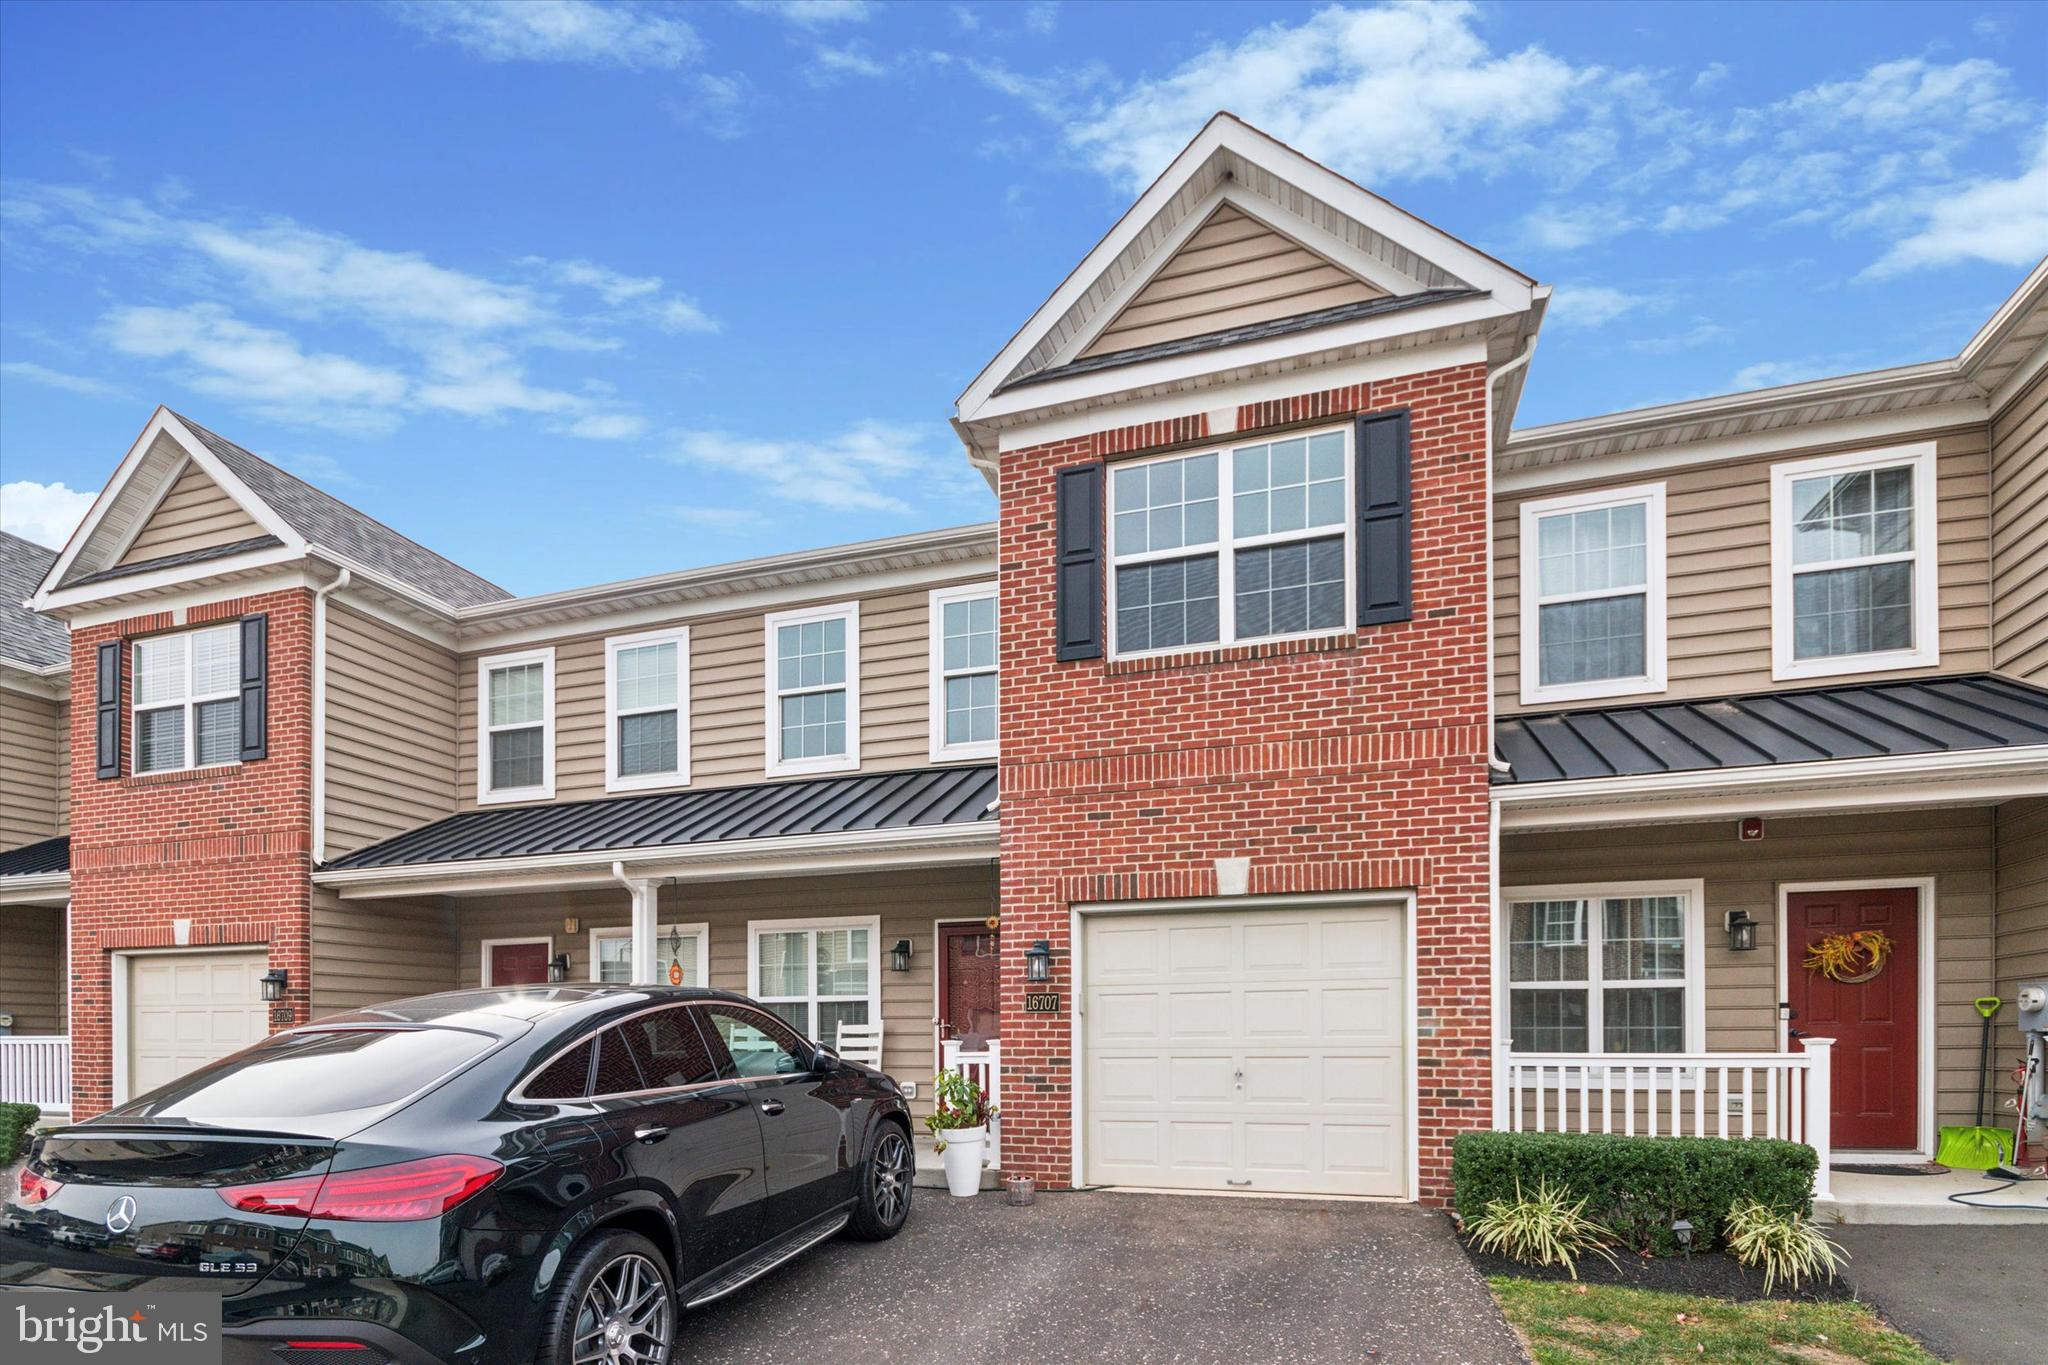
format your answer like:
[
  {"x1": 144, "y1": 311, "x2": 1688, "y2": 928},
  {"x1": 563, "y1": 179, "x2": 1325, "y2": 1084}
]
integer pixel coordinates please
[{"x1": 1936, "y1": 997, "x2": 2015, "y2": 1170}]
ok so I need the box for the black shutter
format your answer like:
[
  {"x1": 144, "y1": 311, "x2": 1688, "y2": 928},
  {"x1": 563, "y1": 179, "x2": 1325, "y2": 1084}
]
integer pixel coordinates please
[
  {"x1": 239, "y1": 614, "x2": 268, "y2": 761},
  {"x1": 1354, "y1": 409, "x2": 1413, "y2": 626},
  {"x1": 1054, "y1": 462, "x2": 1105, "y2": 661},
  {"x1": 95, "y1": 641, "x2": 122, "y2": 779}
]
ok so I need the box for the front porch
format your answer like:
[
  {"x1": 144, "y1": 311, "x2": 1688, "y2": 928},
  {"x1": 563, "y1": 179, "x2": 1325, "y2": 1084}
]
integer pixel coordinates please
[{"x1": 0, "y1": 872, "x2": 69, "y2": 1116}]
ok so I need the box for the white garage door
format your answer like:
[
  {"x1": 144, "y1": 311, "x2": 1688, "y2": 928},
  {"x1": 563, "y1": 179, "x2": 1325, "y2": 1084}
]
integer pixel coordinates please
[
  {"x1": 126, "y1": 951, "x2": 268, "y2": 1100},
  {"x1": 1083, "y1": 904, "x2": 1406, "y2": 1197}
]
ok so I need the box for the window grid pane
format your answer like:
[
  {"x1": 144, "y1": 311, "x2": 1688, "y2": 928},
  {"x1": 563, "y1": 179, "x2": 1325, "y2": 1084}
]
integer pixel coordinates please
[
  {"x1": 137, "y1": 706, "x2": 185, "y2": 773},
  {"x1": 1792, "y1": 561, "x2": 1913, "y2": 660},
  {"x1": 490, "y1": 726, "x2": 543, "y2": 791},
  {"x1": 1511, "y1": 989, "x2": 1589, "y2": 1053},
  {"x1": 945, "y1": 673, "x2": 996, "y2": 745},
  {"x1": 1537, "y1": 503, "x2": 1647, "y2": 599},
  {"x1": 1538, "y1": 595, "x2": 1647, "y2": 685},
  {"x1": 1112, "y1": 453, "x2": 1218, "y2": 555},
  {"x1": 1509, "y1": 902, "x2": 1589, "y2": 983},
  {"x1": 618, "y1": 711, "x2": 679, "y2": 777},
  {"x1": 134, "y1": 636, "x2": 187, "y2": 707},
  {"x1": 1232, "y1": 433, "x2": 1345, "y2": 538},
  {"x1": 1115, "y1": 555, "x2": 1220, "y2": 653},
  {"x1": 1509, "y1": 895, "x2": 1690, "y2": 1056},
  {"x1": 194, "y1": 698, "x2": 241, "y2": 766},
  {"x1": 1601, "y1": 897, "x2": 1686, "y2": 981},
  {"x1": 757, "y1": 931, "x2": 808, "y2": 998},
  {"x1": 780, "y1": 690, "x2": 846, "y2": 760},
  {"x1": 489, "y1": 663, "x2": 544, "y2": 727},
  {"x1": 1603, "y1": 987, "x2": 1685, "y2": 1053},
  {"x1": 615, "y1": 642, "x2": 677, "y2": 713},
  {"x1": 190, "y1": 626, "x2": 240, "y2": 698},
  {"x1": 1234, "y1": 535, "x2": 1344, "y2": 639},
  {"x1": 1791, "y1": 466, "x2": 1913, "y2": 567}
]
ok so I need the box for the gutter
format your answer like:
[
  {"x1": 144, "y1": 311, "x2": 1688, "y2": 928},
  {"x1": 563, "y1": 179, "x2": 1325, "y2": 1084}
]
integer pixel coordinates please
[
  {"x1": 309, "y1": 567, "x2": 351, "y2": 864},
  {"x1": 0, "y1": 871, "x2": 71, "y2": 905}
]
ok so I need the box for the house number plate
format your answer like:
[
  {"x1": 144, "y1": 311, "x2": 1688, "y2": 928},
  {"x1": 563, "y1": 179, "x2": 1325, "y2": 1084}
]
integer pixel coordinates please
[{"x1": 1023, "y1": 992, "x2": 1061, "y2": 1013}]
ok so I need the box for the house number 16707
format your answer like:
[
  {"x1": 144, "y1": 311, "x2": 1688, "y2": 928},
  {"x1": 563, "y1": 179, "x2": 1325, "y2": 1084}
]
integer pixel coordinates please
[{"x1": 1023, "y1": 992, "x2": 1061, "y2": 1013}]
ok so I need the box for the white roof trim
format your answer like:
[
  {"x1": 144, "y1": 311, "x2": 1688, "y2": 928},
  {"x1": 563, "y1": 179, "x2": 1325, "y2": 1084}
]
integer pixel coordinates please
[
  {"x1": 0, "y1": 871, "x2": 69, "y2": 906},
  {"x1": 956, "y1": 113, "x2": 1536, "y2": 426}
]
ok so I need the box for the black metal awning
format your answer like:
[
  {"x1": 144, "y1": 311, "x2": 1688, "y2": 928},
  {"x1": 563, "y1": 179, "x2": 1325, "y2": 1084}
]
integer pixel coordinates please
[
  {"x1": 1493, "y1": 674, "x2": 2048, "y2": 785},
  {"x1": 323, "y1": 764, "x2": 997, "y2": 870},
  {"x1": 0, "y1": 836, "x2": 69, "y2": 878}
]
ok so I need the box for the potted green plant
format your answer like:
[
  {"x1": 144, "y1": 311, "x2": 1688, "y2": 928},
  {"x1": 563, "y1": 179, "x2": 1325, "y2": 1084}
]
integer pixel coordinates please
[{"x1": 926, "y1": 1068, "x2": 995, "y2": 1197}]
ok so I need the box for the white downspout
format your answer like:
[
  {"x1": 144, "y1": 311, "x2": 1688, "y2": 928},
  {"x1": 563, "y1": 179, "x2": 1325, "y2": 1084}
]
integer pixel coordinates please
[
  {"x1": 309, "y1": 568, "x2": 351, "y2": 865},
  {"x1": 1485, "y1": 331, "x2": 1536, "y2": 1132},
  {"x1": 612, "y1": 861, "x2": 658, "y2": 986}
]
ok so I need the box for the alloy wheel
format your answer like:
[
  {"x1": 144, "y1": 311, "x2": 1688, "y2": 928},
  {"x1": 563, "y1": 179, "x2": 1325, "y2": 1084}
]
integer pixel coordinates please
[
  {"x1": 871, "y1": 1129, "x2": 912, "y2": 1226},
  {"x1": 572, "y1": 1251, "x2": 672, "y2": 1365}
]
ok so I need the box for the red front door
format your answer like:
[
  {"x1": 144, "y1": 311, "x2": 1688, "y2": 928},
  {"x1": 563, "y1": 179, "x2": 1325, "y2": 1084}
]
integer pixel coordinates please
[
  {"x1": 1786, "y1": 887, "x2": 1920, "y2": 1151},
  {"x1": 488, "y1": 941, "x2": 551, "y2": 986},
  {"x1": 938, "y1": 924, "x2": 1000, "y2": 1050}
]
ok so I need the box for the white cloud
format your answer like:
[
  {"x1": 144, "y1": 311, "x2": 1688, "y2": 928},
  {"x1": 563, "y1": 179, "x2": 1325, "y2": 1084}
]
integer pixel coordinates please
[
  {"x1": 1021, "y1": 1, "x2": 1057, "y2": 34},
  {"x1": 563, "y1": 412, "x2": 650, "y2": 440},
  {"x1": 1861, "y1": 127, "x2": 2048, "y2": 278},
  {"x1": 1691, "y1": 62, "x2": 1730, "y2": 95},
  {"x1": 1, "y1": 480, "x2": 98, "y2": 549},
  {"x1": 104, "y1": 304, "x2": 410, "y2": 427},
  {"x1": 1547, "y1": 285, "x2": 1658, "y2": 328},
  {"x1": 1769, "y1": 57, "x2": 2021, "y2": 142},
  {"x1": 736, "y1": 0, "x2": 871, "y2": 26},
  {"x1": 665, "y1": 420, "x2": 971, "y2": 514},
  {"x1": 0, "y1": 360, "x2": 126, "y2": 397},
  {"x1": 1730, "y1": 358, "x2": 1838, "y2": 391},
  {"x1": 388, "y1": 0, "x2": 700, "y2": 69},
  {"x1": 662, "y1": 504, "x2": 767, "y2": 529},
  {"x1": 812, "y1": 45, "x2": 888, "y2": 81},
  {"x1": 523, "y1": 256, "x2": 720, "y2": 331},
  {"x1": 1520, "y1": 203, "x2": 1635, "y2": 251},
  {"x1": 1057, "y1": 3, "x2": 1597, "y2": 191}
]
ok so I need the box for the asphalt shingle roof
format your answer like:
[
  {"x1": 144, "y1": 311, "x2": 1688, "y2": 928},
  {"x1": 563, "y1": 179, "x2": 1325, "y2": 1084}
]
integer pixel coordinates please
[
  {"x1": 0, "y1": 531, "x2": 68, "y2": 669},
  {"x1": 1493, "y1": 674, "x2": 2048, "y2": 784},
  {"x1": 66, "y1": 535, "x2": 285, "y2": 588},
  {"x1": 174, "y1": 414, "x2": 512, "y2": 609},
  {"x1": 325, "y1": 764, "x2": 997, "y2": 870},
  {"x1": 0, "y1": 836, "x2": 68, "y2": 877},
  {"x1": 997, "y1": 288, "x2": 1485, "y2": 392}
]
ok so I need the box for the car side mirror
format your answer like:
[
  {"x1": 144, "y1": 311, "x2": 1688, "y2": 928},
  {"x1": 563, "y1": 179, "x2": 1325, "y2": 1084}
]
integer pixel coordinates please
[{"x1": 811, "y1": 1046, "x2": 842, "y2": 1074}]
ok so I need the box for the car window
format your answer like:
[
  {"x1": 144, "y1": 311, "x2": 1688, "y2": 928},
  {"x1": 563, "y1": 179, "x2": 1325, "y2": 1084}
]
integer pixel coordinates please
[
  {"x1": 591, "y1": 1027, "x2": 646, "y2": 1095},
  {"x1": 116, "y1": 1028, "x2": 496, "y2": 1119},
  {"x1": 617, "y1": 1007, "x2": 720, "y2": 1090},
  {"x1": 700, "y1": 1004, "x2": 810, "y2": 1079},
  {"x1": 522, "y1": 1039, "x2": 595, "y2": 1099}
]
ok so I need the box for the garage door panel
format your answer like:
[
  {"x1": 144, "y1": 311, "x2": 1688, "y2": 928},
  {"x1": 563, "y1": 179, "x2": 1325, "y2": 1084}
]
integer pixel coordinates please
[
  {"x1": 1084, "y1": 904, "x2": 1406, "y2": 1198},
  {"x1": 126, "y1": 951, "x2": 267, "y2": 1103}
]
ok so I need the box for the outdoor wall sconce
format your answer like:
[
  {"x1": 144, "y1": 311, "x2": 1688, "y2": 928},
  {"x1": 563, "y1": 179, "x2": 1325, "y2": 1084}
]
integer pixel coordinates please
[
  {"x1": 548, "y1": 954, "x2": 572, "y2": 983},
  {"x1": 259, "y1": 969, "x2": 289, "y2": 1003},
  {"x1": 1024, "y1": 939, "x2": 1053, "y2": 984},
  {"x1": 1725, "y1": 910, "x2": 1759, "y2": 953},
  {"x1": 889, "y1": 939, "x2": 913, "y2": 973}
]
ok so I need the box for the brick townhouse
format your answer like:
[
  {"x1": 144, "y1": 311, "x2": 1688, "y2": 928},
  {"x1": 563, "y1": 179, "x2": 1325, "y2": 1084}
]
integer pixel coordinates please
[{"x1": 3, "y1": 113, "x2": 2045, "y2": 1205}]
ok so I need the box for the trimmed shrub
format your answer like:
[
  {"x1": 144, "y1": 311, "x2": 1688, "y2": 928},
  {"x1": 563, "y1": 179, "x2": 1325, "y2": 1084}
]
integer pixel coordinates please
[
  {"x1": 0, "y1": 1103, "x2": 41, "y2": 1164},
  {"x1": 1451, "y1": 1131, "x2": 1816, "y2": 1256}
]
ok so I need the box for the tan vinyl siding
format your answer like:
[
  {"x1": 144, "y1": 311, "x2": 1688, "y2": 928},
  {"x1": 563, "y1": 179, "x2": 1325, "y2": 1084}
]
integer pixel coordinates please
[
  {"x1": 324, "y1": 605, "x2": 459, "y2": 860},
  {"x1": 1077, "y1": 204, "x2": 1384, "y2": 359},
  {"x1": 116, "y1": 462, "x2": 264, "y2": 565},
  {"x1": 1996, "y1": 798, "x2": 2048, "y2": 1009},
  {"x1": 0, "y1": 905, "x2": 65, "y2": 1036},
  {"x1": 1990, "y1": 369, "x2": 2048, "y2": 683},
  {"x1": 54, "y1": 702, "x2": 69, "y2": 836},
  {"x1": 308, "y1": 889, "x2": 458, "y2": 1021},
  {"x1": 1496, "y1": 427, "x2": 1994, "y2": 713},
  {"x1": 0, "y1": 688, "x2": 64, "y2": 848},
  {"x1": 457, "y1": 580, "x2": 984, "y2": 807},
  {"x1": 450, "y1": 864, "x2": 995, "y2": 1116},
  {"x1": 1504, "y1": 807, "x2": 1996, "y2": 1135}
]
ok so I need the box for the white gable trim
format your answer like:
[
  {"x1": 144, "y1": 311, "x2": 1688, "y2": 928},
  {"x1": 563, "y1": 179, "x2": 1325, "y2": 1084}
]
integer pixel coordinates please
[
  {"x1": 31, "y1": 408, "x2": 306, "y2": 611},
  {"x1": 956, "y1": 114, "x2": 1535, "y2": 423}
]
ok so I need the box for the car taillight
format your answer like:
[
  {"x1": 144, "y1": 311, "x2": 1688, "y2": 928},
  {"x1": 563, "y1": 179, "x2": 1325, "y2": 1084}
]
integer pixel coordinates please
[
  {"x1": 219, "y1": 1156, "x2": 503, "y2": 1222},
  {"x1": 16, "y1": 1168, "x2": 61, "y2": 1205}
]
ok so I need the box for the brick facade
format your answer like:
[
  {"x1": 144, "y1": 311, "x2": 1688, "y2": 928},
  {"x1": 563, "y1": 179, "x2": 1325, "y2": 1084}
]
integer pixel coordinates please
[
  {"x1": 65, "y1": 587, "x2": 316, "y2": 1118},
  {"x1": 994, "y1": 361, "x2": 1495, "y2": 1203}
]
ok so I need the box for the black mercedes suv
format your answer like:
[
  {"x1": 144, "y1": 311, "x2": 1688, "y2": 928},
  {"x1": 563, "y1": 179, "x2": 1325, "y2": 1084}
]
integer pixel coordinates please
[{"x1": 0, "y1": 986, "x2": 917, "y2": 1364}]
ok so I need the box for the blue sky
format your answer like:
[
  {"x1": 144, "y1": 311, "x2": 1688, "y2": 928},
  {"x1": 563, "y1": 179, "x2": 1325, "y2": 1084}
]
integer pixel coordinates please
[{"x1": 2, "y1": 0, "x2": 2042, "y2": 594}]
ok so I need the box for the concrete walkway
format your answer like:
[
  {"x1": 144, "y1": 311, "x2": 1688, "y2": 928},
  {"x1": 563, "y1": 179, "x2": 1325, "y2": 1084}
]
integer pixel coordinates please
[
  {"x1": 1835, "y1": 1225, "x2": 2044, "y2": 1365},
  {"x1": 683, "y1": 1190, "x2": 1527, "y2": 1364}
]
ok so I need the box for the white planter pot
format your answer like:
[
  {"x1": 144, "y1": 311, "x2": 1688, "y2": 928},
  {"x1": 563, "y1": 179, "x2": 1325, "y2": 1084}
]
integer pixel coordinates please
[{"x1": 938, "y1": 1125, "x2": 987, "y2": 1197}]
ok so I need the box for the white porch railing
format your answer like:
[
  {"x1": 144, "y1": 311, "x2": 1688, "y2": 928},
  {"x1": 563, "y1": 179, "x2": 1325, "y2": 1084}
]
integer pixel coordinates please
[
  {"x1": 1504, "y1": 1038, "x2": 1833, "y2": 1200},
  {"x1": 940, "y1": 1038, "x2": 1001, "y2": 1166},
  {"x1": 0, "y1": 1036, "x2": 71, "y2": 1114}
]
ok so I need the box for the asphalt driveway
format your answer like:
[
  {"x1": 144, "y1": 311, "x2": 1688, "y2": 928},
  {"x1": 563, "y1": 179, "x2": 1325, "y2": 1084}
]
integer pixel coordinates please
[
  {"x1": 1834, "y1": 1225, "x2": 2045, "y2": 1365},
  {"x1": 683, "y1": 1190, "x2": 1526, "y2": 1364}
]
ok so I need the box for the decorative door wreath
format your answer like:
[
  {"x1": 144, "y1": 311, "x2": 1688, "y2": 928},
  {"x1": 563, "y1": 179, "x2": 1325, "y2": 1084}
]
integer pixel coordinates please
[{"x1": 1803, "y1": 929, "x2": 1894, "y2": 983}]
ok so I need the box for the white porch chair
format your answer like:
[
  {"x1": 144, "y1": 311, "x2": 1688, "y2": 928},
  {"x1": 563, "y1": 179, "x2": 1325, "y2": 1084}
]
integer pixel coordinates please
[{"x1": 834, "y1": 1021, "x2": 885, "y2": 1071}]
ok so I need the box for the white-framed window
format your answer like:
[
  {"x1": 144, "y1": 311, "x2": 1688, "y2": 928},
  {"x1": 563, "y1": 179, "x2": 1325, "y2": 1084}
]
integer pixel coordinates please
[
  {"x1": 1518, "y1": 484, "x2": 1667, "y2": 705},
  {"x1": 747, "y1": 915, "x2": 881, "y2": 1047},
  {"x1": 928, "y1": 582, "x2": 998, "y2": 762},
  {"x1": 478, "y1": 647, "x2": 554, "y2": 803},
  {"x1": 589, "y1": 922, "x2": 709, "y2": 986},
  {"x1": 1502, "y1": 881, "x2": 1705, "y2": 1057},
  {"x1": 1770, "y1": 443, "x2": 1939, "y2": 681},
  {"x1": 605, "y1": 627, "x2": 689, "y2": 792},
  {"x1": 763, "y1": 602, "x2": 859, "y2": 777},
  {"x1": 1106, "y1": 426, "x2": 1353, "y2": 658},
  {"x1": 132, "y1": 624, "x2": 242, "y2": 774}
]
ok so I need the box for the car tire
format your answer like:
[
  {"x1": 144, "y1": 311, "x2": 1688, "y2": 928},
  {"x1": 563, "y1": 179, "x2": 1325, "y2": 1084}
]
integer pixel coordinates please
[
  {"x1": 845, "y1": 1119, "x2": 914, "y2": 1241},
  {"x1": 535, "y1": 1229, "x2": 676, "y2": 1365}
]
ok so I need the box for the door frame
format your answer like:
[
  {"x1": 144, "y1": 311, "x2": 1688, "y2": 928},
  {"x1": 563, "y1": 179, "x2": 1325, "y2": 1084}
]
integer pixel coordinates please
[
  {"x1": 110, "y1": 944, "x2": 270, "y2": 1106},
  {"x1": 1775, "y1": 876, "x2": 1937, "y2": 1162},
  {"x1": 931, "y1": 917, "x2": 998, "y2": 1070},
  {"x1": 480, "y1": 935, "x2": 554, "y2": 987},
  {"x1": 1068, "y1": 890, "x2": 1418, "y2": 1202}
]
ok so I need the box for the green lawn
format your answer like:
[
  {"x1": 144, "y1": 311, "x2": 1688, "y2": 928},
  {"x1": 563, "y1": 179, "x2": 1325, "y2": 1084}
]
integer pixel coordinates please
[{"x1": 1489, "y1": 1277, "x2": 1939, "y2": 1365}]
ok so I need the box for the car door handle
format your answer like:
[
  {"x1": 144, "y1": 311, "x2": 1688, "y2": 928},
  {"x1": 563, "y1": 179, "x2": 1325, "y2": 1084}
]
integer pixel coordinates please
[
  {"x1": 758, "y1": 1100, "x2": 786, "y2": 1117},
  {"x1": 634, "y1": 1125, "x2": 670, "y2": 1145}
]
